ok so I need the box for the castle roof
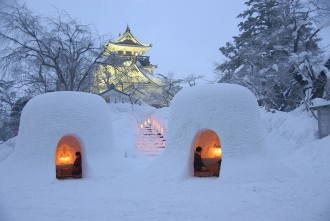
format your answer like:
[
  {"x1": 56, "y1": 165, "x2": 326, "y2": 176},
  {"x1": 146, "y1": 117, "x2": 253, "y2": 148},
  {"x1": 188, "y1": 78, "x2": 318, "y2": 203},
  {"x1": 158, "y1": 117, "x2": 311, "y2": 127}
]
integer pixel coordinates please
[{"x1": 115, "y1": 25, "x2": 152, "y2": 48}]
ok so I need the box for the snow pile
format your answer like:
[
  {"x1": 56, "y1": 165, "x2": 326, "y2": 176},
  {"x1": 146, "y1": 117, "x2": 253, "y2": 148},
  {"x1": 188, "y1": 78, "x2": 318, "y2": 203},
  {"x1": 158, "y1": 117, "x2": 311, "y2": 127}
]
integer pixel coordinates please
[
  {"x1": 310, "y1": 98, "x2": 330, "y2": 108},
  {"x1": 107, "y1": 102, "x2": 157, "y2": 159},
  {"x1": 262, "y1": 106, "x2": 318, "y2": 149},
  {"x1": 0, "y1": 88, "x2": 330, "y2": 220},
  {"x1": 151, "y1": 107, "x2": 169, "y2": 127},
  {"x1": 150, "y1": 107, "x2": 169, "y2": 136},
  {"x1": 261, "y1": 105, "x2": 330, "y2": 180},
  {"x1": 145, "y1": 83, "x2": 288, "y2": 181},
  {"x1": 0, "y1": 137, "x2": 16, "y2": 163},
  {"x1": 1, "y1": 91, "x2": 121, "y2": 182}
]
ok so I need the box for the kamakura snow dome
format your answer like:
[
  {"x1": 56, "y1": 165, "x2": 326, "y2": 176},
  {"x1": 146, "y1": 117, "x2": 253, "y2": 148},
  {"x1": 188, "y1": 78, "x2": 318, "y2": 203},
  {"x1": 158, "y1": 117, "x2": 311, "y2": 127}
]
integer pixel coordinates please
[
  {"x1": 14, "y1": 91, "x2": 117, "y2": 181},
  {"x1": 146, "y1": 83, "x2": 267, "y2": 181}
]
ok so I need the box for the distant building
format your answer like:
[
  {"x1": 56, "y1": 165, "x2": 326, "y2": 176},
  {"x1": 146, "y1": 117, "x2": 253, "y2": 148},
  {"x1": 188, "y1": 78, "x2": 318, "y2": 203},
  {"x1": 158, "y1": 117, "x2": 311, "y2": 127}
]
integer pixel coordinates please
[
  {"x1": 99, "y1": 84, "x2": 130, "y2": 103},
  {"x1": 94, "y1": 25, "x2": 164, "y2": 105}
]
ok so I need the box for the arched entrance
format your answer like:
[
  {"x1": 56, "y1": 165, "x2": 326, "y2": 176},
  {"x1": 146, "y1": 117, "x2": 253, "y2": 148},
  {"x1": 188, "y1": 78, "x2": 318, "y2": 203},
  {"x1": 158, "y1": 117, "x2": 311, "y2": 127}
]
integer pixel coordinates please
[
  {"x1": 193, "y1": 130, "x2": 222, "y2": 177},
  {"x1": 55, "y1": 135, "x2": 82, "y2": 179}
]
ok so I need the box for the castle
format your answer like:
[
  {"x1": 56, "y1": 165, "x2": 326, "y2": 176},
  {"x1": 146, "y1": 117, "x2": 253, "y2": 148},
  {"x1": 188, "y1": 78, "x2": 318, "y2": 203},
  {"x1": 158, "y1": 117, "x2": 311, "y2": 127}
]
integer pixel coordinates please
[{"x1": 94, "y1": 25, "x2": 165, "y2": 106}]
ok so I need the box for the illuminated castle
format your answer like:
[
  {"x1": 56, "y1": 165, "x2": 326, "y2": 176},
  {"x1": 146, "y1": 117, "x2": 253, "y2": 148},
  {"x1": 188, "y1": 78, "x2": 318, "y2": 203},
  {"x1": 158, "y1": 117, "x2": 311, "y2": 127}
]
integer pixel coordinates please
[{"x1": 94, "y1": 25, "x2": 164, "y2": 105}]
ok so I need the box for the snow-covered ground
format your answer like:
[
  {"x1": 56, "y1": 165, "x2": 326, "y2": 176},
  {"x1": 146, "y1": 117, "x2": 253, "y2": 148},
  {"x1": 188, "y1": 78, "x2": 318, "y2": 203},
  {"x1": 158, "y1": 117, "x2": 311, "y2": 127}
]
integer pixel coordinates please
[{"x1": 0, "y1": 101, "x2": 330, "y2": 221}]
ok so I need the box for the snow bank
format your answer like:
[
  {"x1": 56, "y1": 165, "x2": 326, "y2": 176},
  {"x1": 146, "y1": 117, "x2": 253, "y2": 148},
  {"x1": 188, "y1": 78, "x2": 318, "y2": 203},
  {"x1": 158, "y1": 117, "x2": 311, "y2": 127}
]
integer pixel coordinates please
[
  {"x1": 151, "y1": 107, "x2": 169, "y2": 128},
  {"x1": 2, "y1": 91, "x2": 120, "y2": 182},
  {"x1": 150, "y1": 107, "x2": 169, "y2": 137},
  {"x1": 146, "y1": 83, "x2": 273, "y2": 181},
  {"x1": 262, "y1": 106, "x2": 318, "y2": 150},
  {"x1": 310, "y1": 98, "x2": 330, "y2": 108},
  {"x1": 0, "y1": 89, "x2": 329, "y2": 220},
  {"x1": 260, "y1": 105, "x2": 329, "y2": 178},
  {"x1": 0, "y1": 137, "x2": 16, "y2": 163},
  {"x1": 107, "y1": 102, "x2": 157, "y2": 159}
]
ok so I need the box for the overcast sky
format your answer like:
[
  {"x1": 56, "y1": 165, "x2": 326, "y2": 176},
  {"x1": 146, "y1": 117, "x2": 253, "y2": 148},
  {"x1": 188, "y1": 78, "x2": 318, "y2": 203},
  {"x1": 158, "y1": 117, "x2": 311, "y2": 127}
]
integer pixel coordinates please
[{"x1": 4, "y1": 0, "x2": 330, "y2": 80}]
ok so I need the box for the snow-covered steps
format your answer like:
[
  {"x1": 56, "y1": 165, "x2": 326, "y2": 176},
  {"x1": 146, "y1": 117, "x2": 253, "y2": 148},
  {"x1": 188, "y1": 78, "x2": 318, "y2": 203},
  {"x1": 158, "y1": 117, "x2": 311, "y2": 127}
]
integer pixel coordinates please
[{"x1": 138, "y1": 125, "x2": 166, "y2": 158}]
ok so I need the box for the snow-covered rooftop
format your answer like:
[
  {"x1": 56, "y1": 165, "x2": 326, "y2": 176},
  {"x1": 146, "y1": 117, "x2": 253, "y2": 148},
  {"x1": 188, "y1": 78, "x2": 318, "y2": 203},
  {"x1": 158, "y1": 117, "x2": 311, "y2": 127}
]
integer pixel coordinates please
[{"x1": 310, "y1": 98, "x2": 330, "y2": 109}]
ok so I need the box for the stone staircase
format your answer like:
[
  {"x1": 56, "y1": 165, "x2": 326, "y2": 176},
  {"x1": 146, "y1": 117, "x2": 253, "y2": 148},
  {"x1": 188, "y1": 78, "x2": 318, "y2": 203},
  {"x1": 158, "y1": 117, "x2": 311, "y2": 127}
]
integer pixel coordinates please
[{"x1": 138, "y1": 125, "x2": 166, "y2": 158}]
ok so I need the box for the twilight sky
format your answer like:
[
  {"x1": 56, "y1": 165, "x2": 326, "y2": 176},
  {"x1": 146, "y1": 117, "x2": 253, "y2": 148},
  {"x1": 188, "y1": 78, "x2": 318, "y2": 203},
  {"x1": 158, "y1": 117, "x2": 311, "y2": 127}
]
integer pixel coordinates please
[{"x1": 3, "y1": 0, "x2": 330, "y2": 81}]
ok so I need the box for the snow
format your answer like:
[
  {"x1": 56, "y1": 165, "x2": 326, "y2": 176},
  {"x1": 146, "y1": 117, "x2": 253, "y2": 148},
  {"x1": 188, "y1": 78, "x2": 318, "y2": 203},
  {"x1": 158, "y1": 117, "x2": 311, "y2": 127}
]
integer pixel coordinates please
[
  {"x1": 0, "y1": 136, "x2": 15, "y2": 162},
  {"x1": 318, "y1": 19, "x2": 330, "y2": 29},
  {"x1": 311, "y1": 98, "x2": 330, "y2": 108},
  {"x1": 272, "y1": 64, "x2": 278, "y2": 72},
  {"x1": 6, "y1": 91, "x2": 123, "y2": 181},
  {"x1": 1, "y1": 85, "x2": 330, "y2": 221},
  {"x1": 145, "y1": 83, "x2": 269, "y2": 181}
]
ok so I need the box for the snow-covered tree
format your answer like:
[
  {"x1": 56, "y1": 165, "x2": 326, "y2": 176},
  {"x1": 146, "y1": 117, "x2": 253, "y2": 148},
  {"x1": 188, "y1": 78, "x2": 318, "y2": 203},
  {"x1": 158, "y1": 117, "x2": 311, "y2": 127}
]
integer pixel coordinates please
[
  {"x1": 0, "y1": 78, "x2": 33, "y2": 141},
  {"x1": 0, "y1": 3, "x2": 106, "y2": 92},
  {"x1": 215, "y1": 0, "x2": 330, "y2": 111},
  {"x1": 182, "y1": 74, "x2": 205, "y2": 87},
  {"x1": 156, "y1": 72, "x2": 182, "y2": 107}
]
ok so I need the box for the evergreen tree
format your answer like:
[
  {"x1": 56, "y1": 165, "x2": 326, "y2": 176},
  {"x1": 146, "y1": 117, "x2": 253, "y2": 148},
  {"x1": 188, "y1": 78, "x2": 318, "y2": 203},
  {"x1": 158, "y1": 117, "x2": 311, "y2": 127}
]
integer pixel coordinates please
[{"x1": 215, "y1": 0, "x2": 329, "y2": 111}]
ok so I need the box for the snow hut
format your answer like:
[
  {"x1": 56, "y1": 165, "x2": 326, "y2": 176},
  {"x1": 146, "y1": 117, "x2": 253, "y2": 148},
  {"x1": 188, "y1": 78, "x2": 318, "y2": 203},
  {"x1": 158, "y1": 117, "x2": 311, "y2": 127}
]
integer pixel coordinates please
[
  {"x1": 11, "y1": 91, "x2": 116, "y2": 182},
  {"x1": 146, "y1": 83, "x2": 267, "y2": 181}
]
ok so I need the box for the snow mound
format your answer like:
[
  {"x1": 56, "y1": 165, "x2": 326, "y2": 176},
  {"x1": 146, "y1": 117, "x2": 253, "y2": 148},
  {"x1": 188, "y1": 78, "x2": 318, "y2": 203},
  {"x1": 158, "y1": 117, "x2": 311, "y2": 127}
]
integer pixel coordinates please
[
  {"x1": 0, "y1": 137, "x2": 16, "y2": 163},
  {"x1": 261, "y1": 106, "x2": 318, "y2": 149},
  {"x1": 107, "y1": 102, "x2": 157, "y2": 159},
  {"x1": 6, "y1": 91, "x2": 119, "y2": 182},
  {"x1": 146, "y1": 83, "x2": 275, "y2": 181}
]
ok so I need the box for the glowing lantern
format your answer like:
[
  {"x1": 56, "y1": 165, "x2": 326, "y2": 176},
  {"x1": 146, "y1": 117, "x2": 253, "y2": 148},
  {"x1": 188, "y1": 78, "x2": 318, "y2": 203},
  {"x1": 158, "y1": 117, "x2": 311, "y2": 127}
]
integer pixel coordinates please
[
  {"x1": 214, "y1": 148, "x2": 222, "y2": 158},
  {"x1": 144, "y1": 121, "x2": 147, "y2": 126},
  {"x1": 60, "y1": 153, "x2": 70, "y2": 164},
  {"x1": 148, "y1": 119, "x2": 150, "y2": 124},
  {"x1": 140, "y1": 124, "x2": 143, "y2": 129}
]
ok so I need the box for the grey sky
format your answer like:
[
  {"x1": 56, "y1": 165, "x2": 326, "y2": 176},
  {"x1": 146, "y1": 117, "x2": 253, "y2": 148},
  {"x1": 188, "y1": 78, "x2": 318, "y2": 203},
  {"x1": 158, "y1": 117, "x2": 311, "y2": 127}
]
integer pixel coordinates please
[
  {"x1": 12, "y1": 0, "x2": 248, "y2": 80},
  {"x1": 9, "y1": 0, "x2": 330, "y2": 80}
]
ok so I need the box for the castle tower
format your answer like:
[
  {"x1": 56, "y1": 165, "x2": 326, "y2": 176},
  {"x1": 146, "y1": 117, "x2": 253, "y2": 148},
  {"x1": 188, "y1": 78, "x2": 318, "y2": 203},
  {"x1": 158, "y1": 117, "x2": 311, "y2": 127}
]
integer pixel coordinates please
[{"x1": 94, "y1": 25, "x2": 164, "y2": 105}]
